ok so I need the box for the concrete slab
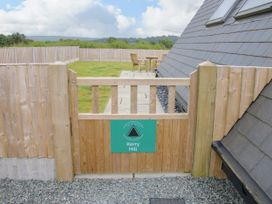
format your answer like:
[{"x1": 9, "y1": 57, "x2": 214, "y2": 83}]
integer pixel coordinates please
[
  {"x1": 76, "y1": 174, "x2": 133, "y2": 179},
  {"x1": 134, "y1": 173, "x2": 190, "y2": 178},
  {"x1": 0, "y1": 158, "x2": 55, "y2": 181},
  {"x1": 75, "y1": 173, "x2": 191, "y2": 179},
  {"x1": 104, "y1": 71, "x2": 164, "y2": 113}
]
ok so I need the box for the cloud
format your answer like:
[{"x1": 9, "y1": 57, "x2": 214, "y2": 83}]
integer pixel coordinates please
[
  {"x1": 0, "y1": 0, "x2": 205, "y2": 37},
  {"x1": 106, "y1": 5, "x2": 136, "y2": 31},
  {"x1": 0, "y1": 0, "x2": 136, "y2": 37},
  {"x1": 137, "y1": 0, "x2": 204, "y2": 36}
]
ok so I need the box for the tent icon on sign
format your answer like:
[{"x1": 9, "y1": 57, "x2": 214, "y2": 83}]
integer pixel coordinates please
[{"x1": 127, "y1": 126, "x2": 140, "y2": 137}]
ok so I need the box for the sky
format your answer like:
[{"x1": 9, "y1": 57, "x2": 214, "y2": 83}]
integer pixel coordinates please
[{"x1": 0, "y1": 0, "x2": 204, "y2": 38}]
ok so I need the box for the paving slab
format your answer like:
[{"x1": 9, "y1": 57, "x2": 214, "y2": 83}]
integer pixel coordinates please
[{"x1": 104, "y1": 71, "x2": 164, "y2": 113}]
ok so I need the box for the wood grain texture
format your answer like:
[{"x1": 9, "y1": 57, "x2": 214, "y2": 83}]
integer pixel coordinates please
[
  {"x1": 192, "y1": 61, "x2": 217, "y2": 177},
  {"x1": 0, "y1": 67, "x2": 8, "y2": 157},
  {"x1": 146, "y1": 85, "x2": 157, "y2": 171},
  {"x1": 239, "y1": 68, "x2": 255, "y2": 118},
  {"x1": 130, "y1": 85, "x2": 137, "y2": 113},
  {"x1": 224, "y1": 68, "x2": 242, "y2": 135},
  {"x1": 254, "y1": 68, "x2": 268, "y2": 100},
  {"x1": 77, "y1": 78, "x2": 190, "y2": 86},
  {"x1": 92, "y1": 86, "x2": 99, "y2": 113},
  {"x1": 209, "y1": 66, "x2": 272, "y2": 178},
  {"x1": 268, "y1": 69, "x2": 272, "y2": 83},
  {"x1": 0, "y1": 64, "x2": 74, "y2": 180},
  {"x1": 78, "y1": 119, "x2": 189, "y2": 173},
  {"x1": 149, "y1": 85, "x2": 156, "y2": 114},
  {"x1": 78, "y1": 113, "x2": 188, "y2": 120},
  {"x1": 49, "y1": 65, "x2": 73, "y2": 181},
  {"x1": 111, "y1": 85, "x2": 118, "y2": 114},
  {"x1": 209, "y1": 67, "x2": 229, "y2": 178},
  {"x1": 0, "y1": 47, "x2": 79, "y2": 63},
  {"x1": 0, "y1": 64, "x2": 56, "y2": 158},
  {"x1": 68, "y1": 70, "x2": 81, "y2": 174},
  {"x1": 168, "y1": 86, "x2": 176, "y2": 113},
  {"x1": 186, "y1": 70, "x2": 198, "y2": 172}
]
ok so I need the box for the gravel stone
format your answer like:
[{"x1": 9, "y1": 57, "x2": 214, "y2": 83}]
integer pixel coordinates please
[
  {"x1": 157, "y1": 86, "x2": 183, "y2": 113},
  {"x1": 0, "y1": 176, "x2": 244, "y2": 204}
]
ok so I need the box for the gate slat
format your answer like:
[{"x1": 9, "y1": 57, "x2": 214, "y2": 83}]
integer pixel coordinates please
[
  {"x1": 92, "y1": 86, "x2": 99, "y2": 113},
  {"x1": 168, "y1": 86, "x2": 176, "y2": 113},
  {"x1": 254, "y1": 68, "x2": 268, "y2": 100},
  {"x1": 130, "y1": 85, "x2": 137, "y2": 113},
  {"x1": 239, "y1": 68, "x2": 255, "y2": 118},
  {"x1": 111, "y1": 85, "x2": 118, "y2": 114},
  {"x1": 224, "y1": 68, "x2": 242, "y2": 135},
  {"x1": 149, "y1": 85, "x2": 156, "y2": 114}
]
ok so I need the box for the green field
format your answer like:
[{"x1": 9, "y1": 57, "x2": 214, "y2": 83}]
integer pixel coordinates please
[{"x1": 68, "y1": 61, "x2": 132, "y2": 113}]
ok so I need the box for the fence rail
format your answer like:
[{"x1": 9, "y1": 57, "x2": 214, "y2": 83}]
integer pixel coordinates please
[
  {"x1": 75, "y1": 77, "x2": 190, "y2": 117},
  {"x1": 78, "y1": 113, "x2": 189, "y2": 120},
  {"x1": 77, "y1": 77, "x2": 190, "y2": 86}
]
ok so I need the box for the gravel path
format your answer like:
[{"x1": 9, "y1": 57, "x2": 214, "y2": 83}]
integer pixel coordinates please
[
  {"x1": 0, "y1": 176, "x2": 244, "y2": 204},
  {"x1": 157, "y1": 86, "x2": 183, "y2": 113}
]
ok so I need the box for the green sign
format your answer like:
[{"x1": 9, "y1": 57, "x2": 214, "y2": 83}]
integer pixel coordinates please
[{"x1": 110, "y1": 120, "x2": 156, "y2": 153}]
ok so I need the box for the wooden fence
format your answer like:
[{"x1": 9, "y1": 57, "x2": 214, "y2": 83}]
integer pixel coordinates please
[
  {"x1": 0, "y1": 47, "x2": 168, "y2": 63},
  {"x1": 0, "y1": 47, "x2": 79, "y2": 63},
  {"x1": 0, "y1": 63, "x2": 73, "y2": 181},
  {"x1": 192, "y1": 62, "x2": 272, "y2": 177},
  {"x1": 79, "y1": 48, "x2": 169, "y2": 62},
  {"x1": 69, "y1": 71, "x2": 196, "y2": 174},
  {"x1": 1, "y1": 60, "x2": 272, "y2": 181}
]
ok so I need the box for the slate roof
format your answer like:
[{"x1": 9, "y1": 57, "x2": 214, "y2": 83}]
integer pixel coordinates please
[
  {"x1": 213, "y1": 82, "x2": 272, "y2": 203},
  {"x1": 158, "y1": 0, "x2": 272, "y2": 108}
]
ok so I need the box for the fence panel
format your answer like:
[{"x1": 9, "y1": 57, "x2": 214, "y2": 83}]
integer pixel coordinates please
[
  {"x1": 79, "y1": 48, "x2": 169, "y2": 62},
  {"x1": 210, "y1": 65, "x2": 272, "y2": 177},
  {"x1": 0, "y1": 47, "x2": 79, "y2": 63},
  {"x1": 78, "y1": 119, "x2": 188, "y2": 173},
  {"x1": 0, "y1": 64, "x2": 73, "y2": 181},
  {"x1": 191, "y1": 62, "x2": 272, "y2": 178},
  {"x1": 0, "y1": 47, "x2": 168, "y2": 63}
]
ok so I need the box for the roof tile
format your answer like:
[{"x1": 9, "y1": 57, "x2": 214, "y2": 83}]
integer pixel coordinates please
[
  {"x1": 158, "y1": 0, "x2": 272, "y2": 106},
  {"x1": 251, "y1": 156, "x2": 272, "y2": 192}
]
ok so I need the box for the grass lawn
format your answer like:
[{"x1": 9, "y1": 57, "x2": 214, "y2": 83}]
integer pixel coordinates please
[{"x1": 68, "y1": 61, "x2": 132, "y2": 113}]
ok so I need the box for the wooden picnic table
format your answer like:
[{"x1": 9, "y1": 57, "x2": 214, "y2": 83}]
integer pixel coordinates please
[{"x1": 146, "y1": 56, "x2": 158, "y2": 72}]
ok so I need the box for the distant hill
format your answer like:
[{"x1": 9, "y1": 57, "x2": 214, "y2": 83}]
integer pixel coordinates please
[
  {"x1": 94, "y1": 36, "x2": 179, "y2": 44},
  {"x1": 26, "y1": 35, "x2": 178, "y2": 43},
  {"x1": 27, "y1": 36, "x2": 97, "y2": 41}
]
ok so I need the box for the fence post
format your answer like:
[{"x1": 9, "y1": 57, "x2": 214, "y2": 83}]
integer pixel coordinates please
[
  {"x1": 185, "y1": 70, "x2": 198, "y2": 172},
  {"x1": 192, "y1": 61, "x2": 217, "y2": 177},
  {"x1": 50, "y1": 64, "x2": 74, "y2": 181},
  {"x1": 68, "y1": 70, "x2": 80, "y2": 174}
]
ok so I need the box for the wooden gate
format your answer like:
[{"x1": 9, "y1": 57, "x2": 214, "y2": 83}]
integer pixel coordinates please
[{"x1": 68, "y1": 71, "x2": 197, "y2": 174}]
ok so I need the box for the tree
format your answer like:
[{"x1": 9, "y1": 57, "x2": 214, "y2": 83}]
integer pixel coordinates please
[
  {"x1": 159, "y1": 39, "x2": 173, "y2": 49},
  {"x1": 0, "y1": 33, "x2": 28, "y2": 47},
  {"x1": 10, "y1": 33, "x2": 26, "y2": 44},
  {"x1": 0, "y1": 34, "x2": 8, "y2": 46},
  {"x1": 107, "y1": 37, "x2": 117, "y2": 44}
]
